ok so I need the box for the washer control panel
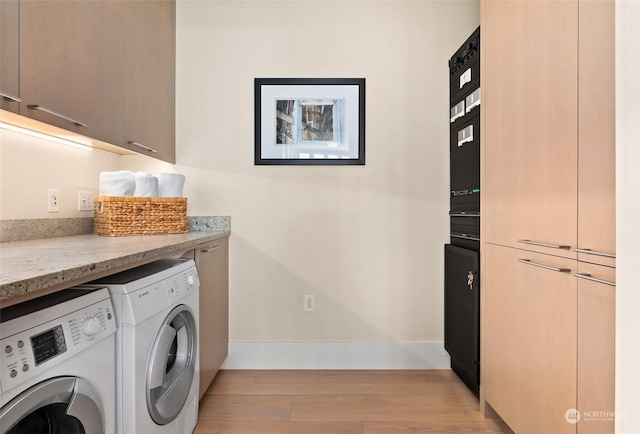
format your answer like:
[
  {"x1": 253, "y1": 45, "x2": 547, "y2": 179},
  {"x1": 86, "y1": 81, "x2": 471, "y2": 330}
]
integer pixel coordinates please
[{"x1": 0, "y1": 288, "x2": 116, "y2": 392}]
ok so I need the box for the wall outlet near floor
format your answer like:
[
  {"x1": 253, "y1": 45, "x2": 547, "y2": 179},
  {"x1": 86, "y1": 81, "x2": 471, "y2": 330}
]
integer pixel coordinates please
[
  {"x1": 47, "y1": 189, "x2": 60, "y2": 213},
  {"x1": 77, "y1": 191, "x2": 93, "y2": 211},
  {"x1": 304, "y1": 294, "x2": 315, "y2": 312}
]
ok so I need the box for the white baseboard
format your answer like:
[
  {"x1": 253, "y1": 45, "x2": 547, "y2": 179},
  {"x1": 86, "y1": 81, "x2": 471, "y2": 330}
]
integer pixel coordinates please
[{"x1": 220, "y1": 341, "x2": 450, "y2": 370}]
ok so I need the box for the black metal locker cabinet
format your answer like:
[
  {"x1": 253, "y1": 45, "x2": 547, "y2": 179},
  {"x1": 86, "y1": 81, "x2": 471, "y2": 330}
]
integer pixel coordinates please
[
  {"x1": 445, "y1": 26, "x2": 480, "y2": 396},
  {"x1": 444, "y1": 244, "x2": 480, "y2": 395}
]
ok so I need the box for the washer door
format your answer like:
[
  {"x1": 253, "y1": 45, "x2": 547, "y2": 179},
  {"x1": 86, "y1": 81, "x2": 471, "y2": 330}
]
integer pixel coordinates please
[
  {"x1": 0, "y1": 376, "x2": 104, "y2": 434},
  {"x1": 146, "y1": 304, "x2": 197, "y2": 425}
]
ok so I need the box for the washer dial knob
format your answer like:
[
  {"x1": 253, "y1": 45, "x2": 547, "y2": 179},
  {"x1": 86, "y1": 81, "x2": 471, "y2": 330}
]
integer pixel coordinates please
[{"x1": 82, "y1": 316, "x2": 102, "y2": 336}]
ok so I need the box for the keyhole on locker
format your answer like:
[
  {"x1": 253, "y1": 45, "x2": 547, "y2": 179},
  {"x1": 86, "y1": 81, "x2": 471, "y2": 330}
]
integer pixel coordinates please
[{"x1": 467, "y1": 271, "x2": 474, "y2": 289}]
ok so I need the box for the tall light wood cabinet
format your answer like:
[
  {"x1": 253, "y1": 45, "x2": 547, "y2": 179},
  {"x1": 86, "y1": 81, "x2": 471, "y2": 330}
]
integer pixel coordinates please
[
  {"x1": 19, "y1": 0, "x2": 124, "y2": 145},
  {"x1": 577, "y1": 0, "x2": 616, "y2": 268},
  {"x1": 481, "y1": 0, "x2": 615, "y2": 433},
  {"x1": 0, "y1": 0, "x2": 20, "y2": 113},
  {"x1": 195, "y1": 237, "x2": 229, "y2": 398},
  {"x1": 483, "y1": 0, "x2": 578, "y2": 259}
]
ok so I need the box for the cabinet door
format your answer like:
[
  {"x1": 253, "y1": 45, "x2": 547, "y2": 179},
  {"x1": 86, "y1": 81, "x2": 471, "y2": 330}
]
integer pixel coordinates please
[
  {"x1": 483, "y1": 0, "x2": 578, "y2": 258},
  {"x1": 123, "y1": 0, "x2": 175, "y2": 163},
  {"x1": 577, "y1": 0, "x2": 615, "y2": 267},
  {"x1": 19, "y1": 1, "x2": 124, "y2": 144},
  {"x1": 576, "y1": 262, "x2": 615, "y2": 434},
  {"x1": 0, "y1": 0, "x2": 20, "y2": 112},
  {"x1": 484, "y1": 244, "x2": 576, "y2": 434},
  {"x1": 444, "y1": 244, "x2": 479, "y2": 394},
  {"x1": 195, "y1": 237, "x2": 229, "y2": 398}
]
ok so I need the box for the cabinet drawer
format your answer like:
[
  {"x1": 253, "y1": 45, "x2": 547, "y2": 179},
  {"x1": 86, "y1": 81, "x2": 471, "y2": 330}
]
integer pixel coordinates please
[
  {"x1": 450, "y1": 214, "x2": 480, "y2": 241},
  {"x1": 450, "y1": 191, "x2": 479, "y2": 213}
]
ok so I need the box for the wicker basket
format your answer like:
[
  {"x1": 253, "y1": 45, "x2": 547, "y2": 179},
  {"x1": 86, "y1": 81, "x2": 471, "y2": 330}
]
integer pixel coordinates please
[{"x1": 93, "y1": 196, "x2": 187, "y2": 236}]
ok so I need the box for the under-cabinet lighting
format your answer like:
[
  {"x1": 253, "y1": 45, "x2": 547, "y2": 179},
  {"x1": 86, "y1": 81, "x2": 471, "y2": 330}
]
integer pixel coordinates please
[{"x1": 0, "y1": 121, "x2": 93, "y2": 151}]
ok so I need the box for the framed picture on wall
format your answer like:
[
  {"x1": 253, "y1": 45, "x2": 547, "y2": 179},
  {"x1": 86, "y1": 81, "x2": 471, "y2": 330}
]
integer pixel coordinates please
[{"x1": 254, "y1": 78, "x2": 365, "y2": 165}]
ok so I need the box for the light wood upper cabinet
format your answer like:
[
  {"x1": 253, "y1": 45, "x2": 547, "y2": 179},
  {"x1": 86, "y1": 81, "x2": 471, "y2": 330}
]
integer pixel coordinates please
[
  {"x1": 0, "y1": 0, "x2": 20, "y2": 113},
  {"x1": 195, "y1": 237, "x2": 229, "y2": 398},
  {"x1": 19, "y1": 0, "x2": 124, "y2": 145},
  {"x1": 484, "y1": 244, "x2": 577, "y2": 434},
  {"x1": 577, "y1": 0, "x2": 615, "y2": 267},
  {"x1": 483, "y1": 0, "x2": 578, "y2": 258},
  {"x1": 4, "y1": 0, "x2": 175, "y2": 163},
  {"x1": 123, "y1": 0, "x2": 176, "y2": 163}
]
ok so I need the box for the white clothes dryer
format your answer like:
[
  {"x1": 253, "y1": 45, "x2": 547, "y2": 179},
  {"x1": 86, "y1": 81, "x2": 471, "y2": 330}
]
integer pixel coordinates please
[
  {"x1": 87, "y1": 259, "x2": 200, "y2": 434},
  {"x1": 0, "y1": 287, "x2": 116, "y2": 434}
]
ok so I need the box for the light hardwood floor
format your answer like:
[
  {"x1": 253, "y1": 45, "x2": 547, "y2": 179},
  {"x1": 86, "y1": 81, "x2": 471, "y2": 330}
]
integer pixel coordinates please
[{"x1": 195, "y1": 370, "x2": 513, "y2": 433}]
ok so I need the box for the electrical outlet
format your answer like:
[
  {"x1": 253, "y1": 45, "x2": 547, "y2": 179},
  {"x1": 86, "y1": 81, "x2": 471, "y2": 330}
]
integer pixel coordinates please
[
  {"x1": 304, "y1": 294, "x2": 315, "y2": 312},
  {"x1": 47, "y1": 189, "x2": 60, "y2": 213},
  {"x1": 77, "y1": 191, "x2": 93, "y2": 211}
]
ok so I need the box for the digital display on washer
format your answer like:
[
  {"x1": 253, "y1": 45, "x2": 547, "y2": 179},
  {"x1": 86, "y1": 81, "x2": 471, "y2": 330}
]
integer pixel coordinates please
[{"x1": 31, "y1": 325, "x2": 66, "y2": 365}]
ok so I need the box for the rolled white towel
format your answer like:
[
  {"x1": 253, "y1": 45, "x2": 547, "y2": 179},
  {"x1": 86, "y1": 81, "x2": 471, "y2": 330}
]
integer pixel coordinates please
[
  {"x1": 134, "y1": 172, "x2": 159, "y2": 197},
  {"x1": 99, "y1": 171, "x2": 135, "y2": 196},
  {"x1": 157, "y1": 173, "x2": 185, "y2": 197}
]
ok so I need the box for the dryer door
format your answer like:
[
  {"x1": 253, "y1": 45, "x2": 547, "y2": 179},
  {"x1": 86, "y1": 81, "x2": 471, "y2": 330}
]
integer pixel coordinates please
[
  {"x1": 0, "y1": 376, "x2": 104, "y2": 434},
  {"x1": 146, "y1": 304, "x2": 197, "y2": 425}
]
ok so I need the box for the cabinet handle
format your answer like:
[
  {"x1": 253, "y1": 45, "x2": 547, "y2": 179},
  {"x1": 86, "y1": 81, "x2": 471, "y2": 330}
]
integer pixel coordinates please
[
  {"x1": 0, "y1": 91, "x2": 21, "y2": 103},
  {"x1": 127, "y1": 141, "x2": 158, "y2": 153},
  {"x1": 27, "y1": 104, "x2": 87, "y2": 127},
  {"x1": 451, "y1": 232, "x2": 480, "y2": 242},
  {"x1": 574, "y1": 273, "x2": 615, "y2": 287},
  {"x1": 573, "y1": 248, "x2": 616, "y2": 259},
  {"x1": 517, "y1": 239, "x2": 571, "y2": 249},
  {"x1": 449, "y1": 211, "x2": 480, "y2": 217},
  {"x1": 517, "y1": 259, "x2": 571, "y2": 273},
  {"x1": 201, "y1": 245, "x2": 221, "y2": 253}
]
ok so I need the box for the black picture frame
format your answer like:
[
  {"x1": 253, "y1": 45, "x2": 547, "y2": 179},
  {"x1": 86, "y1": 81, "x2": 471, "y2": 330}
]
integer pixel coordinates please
[{"x1": 254, "y1": 78, "x2": 365, "y2": 165}]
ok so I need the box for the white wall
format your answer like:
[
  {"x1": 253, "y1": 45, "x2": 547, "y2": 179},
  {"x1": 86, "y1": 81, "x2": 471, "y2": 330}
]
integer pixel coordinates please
[
  {"x1": 615, "y1": 1, "x2": 640, "y2": 432},
  {"x1": 0, "y1": 129, "x2": 120, "y2": 219},
  {"x1": 175, "y1": 0, "x2": 478, "y2": 341}
]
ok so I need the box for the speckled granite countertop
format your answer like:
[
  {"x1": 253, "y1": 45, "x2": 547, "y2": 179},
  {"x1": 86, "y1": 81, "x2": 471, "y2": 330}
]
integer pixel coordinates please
[{"x1": 0, "y1": 230, "x2": 230, "y2": 305}]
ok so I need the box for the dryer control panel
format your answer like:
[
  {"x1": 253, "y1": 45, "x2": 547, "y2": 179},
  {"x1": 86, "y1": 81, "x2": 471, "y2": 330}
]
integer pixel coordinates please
[
  {"x1": 0, "y1": 287, "x2": 116, "y2": 393},
  {"x1": 165, "y1": 266, "x2": 199, "y2": 304},
  {"x1": 104, "y1": 260, "x2": 200, "y2": 326}
]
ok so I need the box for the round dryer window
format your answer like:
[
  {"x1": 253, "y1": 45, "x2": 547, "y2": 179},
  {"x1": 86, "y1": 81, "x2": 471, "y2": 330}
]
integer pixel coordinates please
[
  {"x1": 0, "y1": 377, "x2": 105, "y2": 434},
  {"x1": 146, "y1": 304, "x2": 197, "y2": 425}
]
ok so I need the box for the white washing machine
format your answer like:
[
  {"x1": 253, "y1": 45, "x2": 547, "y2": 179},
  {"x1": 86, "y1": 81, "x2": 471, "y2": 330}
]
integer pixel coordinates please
[
  {"x1": 0, "y1": 286, "x2": 116, "y2": 434},
  {"x1": 87, "y1": 259, "x2": 200, "y2": 434}
]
